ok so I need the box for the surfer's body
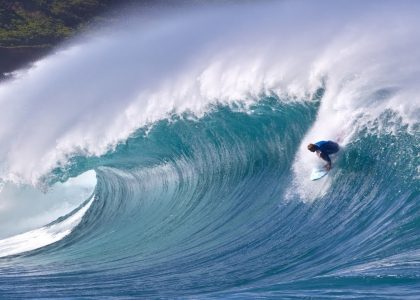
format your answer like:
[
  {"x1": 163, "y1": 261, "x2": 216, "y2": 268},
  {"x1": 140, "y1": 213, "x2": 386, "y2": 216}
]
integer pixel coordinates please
[{"x1": 307, "y1": 141, "x2": 339, "y2": 170}]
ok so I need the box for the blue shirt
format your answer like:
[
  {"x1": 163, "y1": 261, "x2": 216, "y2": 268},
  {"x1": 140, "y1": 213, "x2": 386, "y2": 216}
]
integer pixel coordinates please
[{"x1": 315, "y1": 141, "x2": 339, "y2": 163}]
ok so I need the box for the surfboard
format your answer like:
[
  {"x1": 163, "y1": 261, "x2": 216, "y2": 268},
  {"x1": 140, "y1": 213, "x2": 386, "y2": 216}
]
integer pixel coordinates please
[{"x1": 310, "y1": 168, "x2": 328, "y2": 181}]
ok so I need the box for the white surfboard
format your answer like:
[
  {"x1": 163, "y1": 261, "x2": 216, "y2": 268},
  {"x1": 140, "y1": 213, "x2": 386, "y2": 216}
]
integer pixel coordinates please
[{"x1": 310, "y1": 168, "x2": 328, "y2": 181}]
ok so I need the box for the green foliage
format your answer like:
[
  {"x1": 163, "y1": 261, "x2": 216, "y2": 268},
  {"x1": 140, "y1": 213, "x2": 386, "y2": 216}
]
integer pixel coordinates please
[{"x1": 0, "y1": 0, "x2": 116, "y2": 47}]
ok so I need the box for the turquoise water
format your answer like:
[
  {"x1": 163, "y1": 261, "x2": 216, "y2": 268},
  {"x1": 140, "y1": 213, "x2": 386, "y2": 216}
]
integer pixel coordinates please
[
  {"x1": 0, "y1": 1, "x2": 419, "y2": 298},
  {"x1": 0, "y1": 98, "x2": 418, "y2": 298}
]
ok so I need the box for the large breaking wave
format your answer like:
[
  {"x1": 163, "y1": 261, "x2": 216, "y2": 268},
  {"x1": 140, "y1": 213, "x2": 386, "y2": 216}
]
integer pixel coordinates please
[{"x1": 0, "y1": 0, "x2": 419, "y2": 298}]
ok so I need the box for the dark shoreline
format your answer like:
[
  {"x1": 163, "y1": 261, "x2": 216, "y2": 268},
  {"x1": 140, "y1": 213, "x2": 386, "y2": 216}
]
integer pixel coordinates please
[
  {"x1": 0, "y1": 0, "x2": 147, "y2": 80},
  {"x1": 0, "y1": 45, "x2": 52, "y2": 80}
]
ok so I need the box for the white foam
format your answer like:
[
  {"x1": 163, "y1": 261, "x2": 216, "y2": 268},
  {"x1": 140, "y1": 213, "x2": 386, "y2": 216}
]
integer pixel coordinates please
[{"x1": 0, "y1": 1, "x2": 418, "y2": 187}]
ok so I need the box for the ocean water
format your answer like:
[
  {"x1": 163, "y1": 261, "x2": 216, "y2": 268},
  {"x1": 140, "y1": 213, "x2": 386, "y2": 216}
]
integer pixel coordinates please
[{"x1": 0, "y1": 1, "x2": 419, "y2": 298}]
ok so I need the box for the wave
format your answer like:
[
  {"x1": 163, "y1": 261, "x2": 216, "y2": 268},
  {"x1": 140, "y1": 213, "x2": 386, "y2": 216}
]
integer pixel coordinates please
[
  {"x1": 0, "y1": 100, "x2": 418, "y2": 297},
  {"x1": 0, "y1": 0, "x2": 419, "y2": 298},
  {"x1": 0, "y1": 0, "x2": 418, "y2": 185}
]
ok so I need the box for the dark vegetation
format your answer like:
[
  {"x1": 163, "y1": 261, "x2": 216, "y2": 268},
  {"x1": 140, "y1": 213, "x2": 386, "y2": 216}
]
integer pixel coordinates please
[
  {"x1": 0, "y1": 0, "x2": 126, "y2": 47},
  {"x1": 0, "y1": 0, "x2": 138, "y2": 77}
]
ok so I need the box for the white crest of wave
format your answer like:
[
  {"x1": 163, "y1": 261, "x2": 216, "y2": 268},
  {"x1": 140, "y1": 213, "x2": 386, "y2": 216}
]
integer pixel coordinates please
[{"x1": 0, "y1": 0, "x2": 418, "y2": 186}]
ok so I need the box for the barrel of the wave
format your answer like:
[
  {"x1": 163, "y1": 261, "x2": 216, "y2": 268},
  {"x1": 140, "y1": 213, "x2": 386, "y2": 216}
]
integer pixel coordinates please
[{"x1": 0, "y1": 170, "x2": 97, "y2": 257}]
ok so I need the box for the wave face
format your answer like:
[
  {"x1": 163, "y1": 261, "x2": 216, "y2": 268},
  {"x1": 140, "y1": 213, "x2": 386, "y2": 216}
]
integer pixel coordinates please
[{"x1": 0, "y1": 1, "x2": 419, "y2": 298}]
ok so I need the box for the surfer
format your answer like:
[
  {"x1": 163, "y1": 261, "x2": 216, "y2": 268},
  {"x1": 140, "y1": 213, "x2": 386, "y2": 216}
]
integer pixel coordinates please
[{"x1": 307, "y1": 141, "x2": 339, "y2": 170}]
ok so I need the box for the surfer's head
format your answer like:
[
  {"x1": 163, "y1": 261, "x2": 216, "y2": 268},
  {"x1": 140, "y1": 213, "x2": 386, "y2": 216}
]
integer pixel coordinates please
[{"x1": 307, "y1": 143, "x2": 317, "y2": 152}]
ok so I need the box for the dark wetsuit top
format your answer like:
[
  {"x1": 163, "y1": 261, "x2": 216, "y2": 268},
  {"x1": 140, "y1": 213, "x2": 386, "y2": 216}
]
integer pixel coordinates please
[{"x1": 315, "y1": 141, "x2": 339, "y2": 163}]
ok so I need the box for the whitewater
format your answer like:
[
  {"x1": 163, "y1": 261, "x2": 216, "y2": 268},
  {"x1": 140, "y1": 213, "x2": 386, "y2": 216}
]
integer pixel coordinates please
[{"x1": 0, "y1": 0, "x2": 419, "y2": 298}]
